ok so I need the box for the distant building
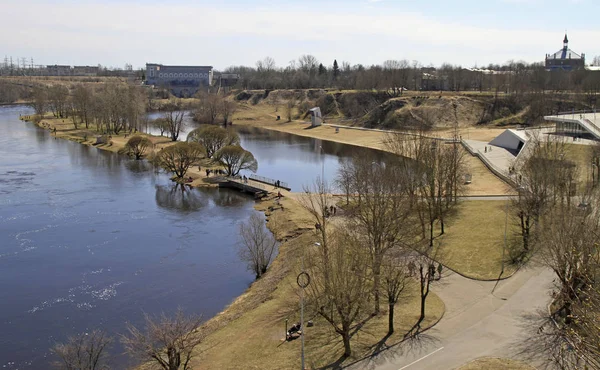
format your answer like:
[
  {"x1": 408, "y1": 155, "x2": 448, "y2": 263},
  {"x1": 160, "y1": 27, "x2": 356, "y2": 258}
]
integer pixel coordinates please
[
  {"x1": 216, "y1": 73, "x2": 240, "y2": 88},
  {"x1": 420, "y1": 72, "x2": 448, "y2": 91},
  {"x1": 72, "y1": 66, "x2": 99, "y2": 76},
  {"x1": 145, "y1": 63, "x2": 213, "y2": 97},
  {"x1": 46, "y1": 65, "x2": 72, "y2": 76},
  {"x1": 545, "y1": 34, "x2": 585, "y2": 71}
]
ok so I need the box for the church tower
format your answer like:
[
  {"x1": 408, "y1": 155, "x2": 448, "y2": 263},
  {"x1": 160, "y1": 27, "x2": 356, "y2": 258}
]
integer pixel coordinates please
[{"x1": 563, "y1": 33, "x2": 569, "y2": 51}]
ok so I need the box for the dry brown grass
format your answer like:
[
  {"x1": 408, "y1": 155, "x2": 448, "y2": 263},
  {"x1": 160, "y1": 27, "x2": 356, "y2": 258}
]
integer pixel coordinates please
[
  {"x1": 192, "y1": 195, "x2": 444, "y2": 370},
  {"x1": 439, "y1": 200, "x2": 518, "y2": 280},
  {"x1": 564, "y1": 143, "x2": 594, "y2": 184},
  {"x1": 458, "y1": 357, "x2": 536, "y2": 370}
]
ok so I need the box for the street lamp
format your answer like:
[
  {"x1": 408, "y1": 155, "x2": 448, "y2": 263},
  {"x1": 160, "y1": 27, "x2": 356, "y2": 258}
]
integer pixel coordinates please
[
  {"x1": 297, "y1": 242, "x2": 320, "y2": 370},
  {"x1": 319, "y1": 145, "x2": 325, "y2": 185}
]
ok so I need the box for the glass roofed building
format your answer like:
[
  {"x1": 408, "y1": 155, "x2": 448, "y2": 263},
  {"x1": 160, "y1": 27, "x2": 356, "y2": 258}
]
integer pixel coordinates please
[{"x1": 545, "y1": 34, "x2": 585, "y2": 71}]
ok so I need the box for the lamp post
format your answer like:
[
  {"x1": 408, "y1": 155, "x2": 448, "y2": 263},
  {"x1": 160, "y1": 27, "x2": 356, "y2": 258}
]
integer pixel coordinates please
[
  {"x1": 297, "y1": 242, "x2": 319, "y2": 370},
  {"x1": 319, "y1": 145, "x2": 325, "y2": 184},
  {"x1": 592, "y1": 161, "x2": 597, "y2": 188}
]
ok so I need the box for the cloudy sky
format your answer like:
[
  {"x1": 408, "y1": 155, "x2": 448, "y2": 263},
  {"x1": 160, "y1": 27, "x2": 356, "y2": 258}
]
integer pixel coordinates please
[{"x1": 1, "y1": 0, "x2": 598, "y2": 70}]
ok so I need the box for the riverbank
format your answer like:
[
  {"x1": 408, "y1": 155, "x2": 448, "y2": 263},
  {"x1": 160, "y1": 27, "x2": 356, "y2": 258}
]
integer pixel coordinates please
[
  {"x1": 21, "y1": 114, "x2": 221, "y2": 187},
  {"x1": 21, "y1": 113, "x2": 445, "y2": 369},
  {"x1": 232, "y1": 106, "x2": 513, "y2": 196},
  {"x1": 194, "y1": 193, "x2": 445, "y2": 369}
]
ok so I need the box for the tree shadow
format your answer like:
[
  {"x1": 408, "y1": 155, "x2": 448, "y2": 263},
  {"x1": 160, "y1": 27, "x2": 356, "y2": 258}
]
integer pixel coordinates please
[
  {"x1": 504, "y1": 307, "x2": 572, "y2": 370},
  {"x1": 343, "y1": 332, "x2": 441, "y2": 370}
]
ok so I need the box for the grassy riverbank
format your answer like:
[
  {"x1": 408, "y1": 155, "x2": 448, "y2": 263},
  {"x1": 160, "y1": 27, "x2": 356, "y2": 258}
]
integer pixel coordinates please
[
  {"x1": 194, "y1": 194, "x2": 445, "y2": 370},
  {"x1": 21, "y1": 114, "x2": 221, "y2": 187},
  {"x1": 23, "y1": 114, "x2": 446, "y2": 369},
  {"x1": 231, "y1": 104, "x2": 513, "y2": 197}
]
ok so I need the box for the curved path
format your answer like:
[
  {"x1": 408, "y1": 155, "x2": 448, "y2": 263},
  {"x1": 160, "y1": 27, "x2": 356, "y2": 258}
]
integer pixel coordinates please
[{"x1": 350, "y1": 265, "x2": 555, "y2": 370}]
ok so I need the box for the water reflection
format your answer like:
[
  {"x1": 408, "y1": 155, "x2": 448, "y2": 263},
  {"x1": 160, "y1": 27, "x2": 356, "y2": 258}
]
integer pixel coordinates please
[
  {"x1": 155, "y1": 184, "x2": 208, "y2": 212},
  {"x1": 205, "y1": 187, "x2": 249, "y2": 208},
  {"x1": 0, "y1": 106, "x2": 257, "y2": 369},
  {"x1": 125, "y1": 159, "x2": 155, "y2": 174}
]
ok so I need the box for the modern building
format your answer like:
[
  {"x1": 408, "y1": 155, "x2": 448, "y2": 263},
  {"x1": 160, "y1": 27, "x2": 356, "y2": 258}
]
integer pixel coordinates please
[
  {"x1": 489, "y1": 129, "x2": 528, "y2": 154},
  {"x1": 545, "y1": 34, "x2": 586, "y2": 71},
  {"x1": 545, "y1": 112, "x2": 600, "y2": 139},
  {"x1": 145, "y1": 63, "x2": 213, "y2": 97},
  {"x1": 46, "y1": 65, "x2": 72, "y2": 76}
]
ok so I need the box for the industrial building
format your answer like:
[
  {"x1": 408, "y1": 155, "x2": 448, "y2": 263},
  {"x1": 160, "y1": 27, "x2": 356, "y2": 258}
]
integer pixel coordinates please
[{"x1": 145, "y1": 63, "x2": 213, "y2": 97}]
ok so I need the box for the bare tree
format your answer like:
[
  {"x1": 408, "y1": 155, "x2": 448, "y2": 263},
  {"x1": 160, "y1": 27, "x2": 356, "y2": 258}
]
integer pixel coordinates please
[
  {"x1": 512, "y1": 135, "x2": 578, "y2": 259},
  {"x1": 122, "y1": 309, "x2": 204, "y2": 370},
  {"x1": 157, "y1": 142, "x2": 206, "y2": 178},
  {"x1": 342, "y1": 153, "x2": 415, "y2": 314},
  {"x1": 51, "y1": 329, "x2": 112, "y2": 370},
  {"x1": 382, "y1": 255, "x2": 409, "y2": 335},
  {"x1": 48, "y1": 84, "x2": 70, "y2": 118},
  {"x1": 30, "y1": 86, "x2": 48, "y2": 117},
  {"x1": 306, "y1": 229, "x2": 371, "y2": 358},
  {"x1": 408, "y1": 252, "x2": 438, "y2": 334},
  {"x1": 124, "y1": 135, "x2": 152, "y2": 160},
  {"x1": 537, "y1": 204, "x2": 600, "y2": 369},
  {"x1": 186, "y1": 126, "x2": 239, "y2": 158},
  {"x1": 220, "y1": 99, "x2": 238, "y2": 125},
  {"x1": 194, "y1": 92, "x2": 221, "y2": 125},
  {"x1": 72, "y1": 85, "x2": 93, "y2": 128},
  {"x1": 214, "y1": 145, "x2": 257, "y2": 176},
  {"x1": 299, "y1": 178, "x2": 332, "y2": 260},
  {"x1": 238, "y1": 213, "x2": 278, "y2": 279},
  {"x1": 385, "y1": 132, "x2": 465, "y2": 247},
  {"x1": 335, "y1": 158, "x2": 353, "y2": 206},
  {"x1": 162, "y1": 102, "x2": 186, "y2": 141}
]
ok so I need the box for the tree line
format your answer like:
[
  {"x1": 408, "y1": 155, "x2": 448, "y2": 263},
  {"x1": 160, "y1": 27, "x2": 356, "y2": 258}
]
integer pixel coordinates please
[{"x1": 224, "y1": 56, "x2": 600, "y2": 98}]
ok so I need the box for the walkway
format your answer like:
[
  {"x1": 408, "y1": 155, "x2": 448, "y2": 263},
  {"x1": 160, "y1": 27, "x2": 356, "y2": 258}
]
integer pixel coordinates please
[
  {"x1": 545, "y1": 112, "x2": 600, "y2": 140},
  {"x1": 350, "y1": 266, "x2": 555, "y2": 370}
]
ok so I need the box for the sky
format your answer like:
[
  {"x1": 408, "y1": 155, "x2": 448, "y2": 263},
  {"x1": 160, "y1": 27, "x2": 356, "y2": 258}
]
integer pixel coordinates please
[{"x1": 1, "y1": 0, "x2": 599, "y2": 70}]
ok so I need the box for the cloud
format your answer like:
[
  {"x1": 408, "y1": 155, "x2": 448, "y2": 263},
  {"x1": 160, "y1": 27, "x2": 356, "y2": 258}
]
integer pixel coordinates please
[{"x1": 0, "y1": 0, "x2": 598, "y2": 68}]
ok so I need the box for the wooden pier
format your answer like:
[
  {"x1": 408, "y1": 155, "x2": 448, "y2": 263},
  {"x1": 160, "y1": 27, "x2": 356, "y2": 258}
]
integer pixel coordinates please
[{"x1": 219, "y1": 178, "x2": 269, "y2": 199}]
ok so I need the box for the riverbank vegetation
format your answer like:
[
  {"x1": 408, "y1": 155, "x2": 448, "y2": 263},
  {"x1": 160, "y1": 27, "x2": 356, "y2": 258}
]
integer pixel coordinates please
[{"x1": 18, "y1": 71, "x2": 600, "y2": 369}]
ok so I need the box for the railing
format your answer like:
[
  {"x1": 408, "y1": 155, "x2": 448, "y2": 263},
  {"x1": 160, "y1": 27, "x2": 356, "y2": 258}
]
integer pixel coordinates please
[
  {"x1": 226, "y1": 177, "x2": 266, "y2": 190},
  {"x1": 249, "y1": 174, "x2": 289, "y2": 189},
  {"x1": 556, "y1": 109, "x2": 597, "y2": 115},
  {"x1": 583, "y1": 118, "x2": 600, "y2": 135}
]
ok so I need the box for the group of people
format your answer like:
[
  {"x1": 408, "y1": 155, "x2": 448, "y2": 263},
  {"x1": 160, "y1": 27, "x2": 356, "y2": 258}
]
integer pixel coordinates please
[
  {"x1": 204, "y1": 168, "x2": 227, "y2": 177},
  {"x1": 314, "y1": 205, "x2": 338, "y2": 231}
]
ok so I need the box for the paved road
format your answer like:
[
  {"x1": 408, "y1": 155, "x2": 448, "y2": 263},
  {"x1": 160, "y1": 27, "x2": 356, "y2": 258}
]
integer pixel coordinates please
[{"x1": 349, "y1": 266, "x2": 555, "y2": 370}]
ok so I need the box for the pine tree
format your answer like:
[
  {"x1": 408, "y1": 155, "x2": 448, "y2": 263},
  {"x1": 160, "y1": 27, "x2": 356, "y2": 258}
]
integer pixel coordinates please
[
  {"x1": 333, "y1": 59, "x2": 340, "y2": 80},
  {"x1": 318, "y1": 63, "x2": 326, "y2": 75}
]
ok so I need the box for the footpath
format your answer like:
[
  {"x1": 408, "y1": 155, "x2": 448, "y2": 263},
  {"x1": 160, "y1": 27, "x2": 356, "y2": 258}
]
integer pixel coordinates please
[{"x1": 349, "y1": 265, "x2": 554, "y2": 370}]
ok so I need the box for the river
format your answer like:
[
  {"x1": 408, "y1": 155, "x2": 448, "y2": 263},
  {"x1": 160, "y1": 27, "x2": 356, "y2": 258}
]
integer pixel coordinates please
[{"x1": 0, "y1": 107, "x2": 385, "y2": 368}]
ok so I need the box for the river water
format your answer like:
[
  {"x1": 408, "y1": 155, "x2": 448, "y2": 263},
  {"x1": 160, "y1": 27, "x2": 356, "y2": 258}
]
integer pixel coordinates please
[{"x1": 0, "y1": 107, "x2": 385, "y2": 368}]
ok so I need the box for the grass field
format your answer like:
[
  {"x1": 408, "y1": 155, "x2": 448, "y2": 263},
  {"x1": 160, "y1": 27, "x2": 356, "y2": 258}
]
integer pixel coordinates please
[{"x1": 438, "y1": 200, "x2": 518, "y2": 280}]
